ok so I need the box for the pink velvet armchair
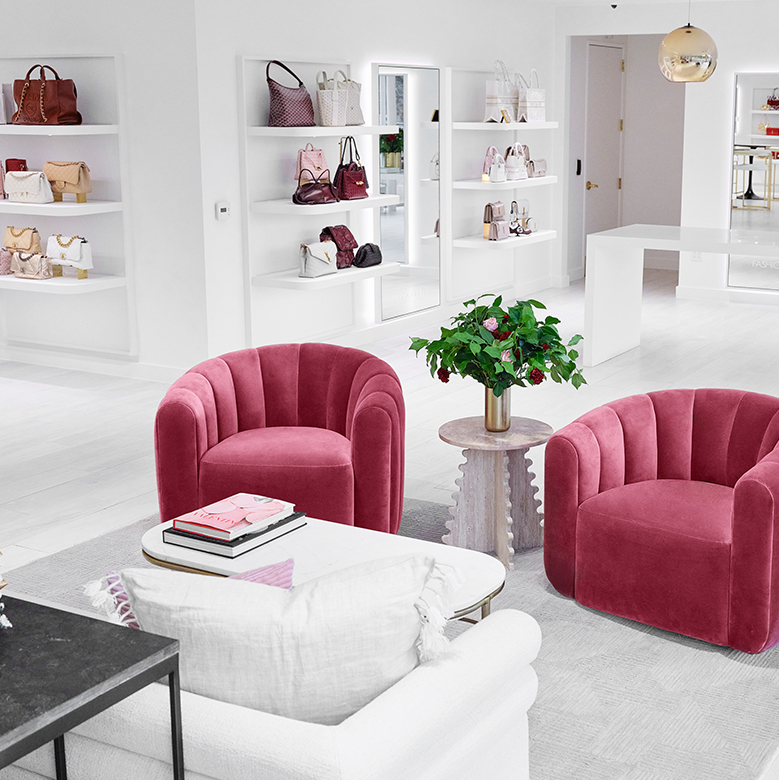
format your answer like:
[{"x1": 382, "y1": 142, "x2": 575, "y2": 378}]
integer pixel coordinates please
[
  {"x1": 544, "y1": 388, "x2": 779, "y2": 654},
  {"x1": 155, "y1": 344, "x2": 405, "y2": 533}
]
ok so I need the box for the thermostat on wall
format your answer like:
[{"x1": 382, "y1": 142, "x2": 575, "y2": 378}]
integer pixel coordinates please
[{"x1": 215, "y1": 201, "x2": 231, "y2": 221}]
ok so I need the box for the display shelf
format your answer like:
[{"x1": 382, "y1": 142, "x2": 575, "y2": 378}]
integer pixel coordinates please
[
  {"x1": 253, "y1": 261, "x2": 401, "y2": 290},
  {"x1": 452, "y1": 230, "x2": 557, "y2": 250},
  {"x1": 421, "y1": 234, "x2": 439, "y2": 245},
  {"x1": 0, "y1": 272, "x2": 126, "y2": 294},
  {"x1": 248, "y1": 124, "x2": 399, "y2": 138},
  {"x1": 453, "y1": 176, "x2": 558, "y2": 191},
  {"x1": 452, "y1": 121, "x2": 558, "y2": 131},
  {"x1": 421, "y1": 178, "x2": 439, "y2": 184},
  {"x1": 0, "y1": 200, "x2": 122, "y2": 216},
  {"x1": 251, "y1": 194, "x2": 399, "y2": 215},
  {"x1": 0, "y1": 124, "x2": 119, "y2": 136}
]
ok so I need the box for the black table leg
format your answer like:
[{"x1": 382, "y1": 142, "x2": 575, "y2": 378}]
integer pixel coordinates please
[
  {"x1": 168, "y1": 666, "x2": 185, "y2": 780},
  {"x1": 744, "y1": 155, "x2": 764, "y2": 200},
  {"x1": 53, "y1": 735, "x2": 67, "y2": 780}
]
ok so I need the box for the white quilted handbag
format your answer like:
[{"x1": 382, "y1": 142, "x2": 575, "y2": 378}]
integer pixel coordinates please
[
  {"x1": 46, "y1": 234, "x2": 94, "y2": 271},
  {"x1": 299, "y1": 240, "x2": 338, "y2": 278},
  {"x1": 505, "y1": 143, "x2": 529, "y2": 181},
  {"x1": 316, "y1": 71, "x2": 348, "y2": 127},
  {"x1": 5, "y1": 171, "x2": 53, "y2": 203}
]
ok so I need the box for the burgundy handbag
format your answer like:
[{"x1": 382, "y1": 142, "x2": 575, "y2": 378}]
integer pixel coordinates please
[
  {"x1": 5, "y1": 159, "x2": 27, "y2": 172},
  {"x1": 267, "y1": 61, "x2": 315, "y2": 127},
  {"x1": 319, "y1": 224, "x2": 358, "y2": 268},
  {"x1": 334, "y1": 136, "x2": 369, "y2": 200},
  {"x1": 292, "y1": 168, "x2": 338, "y2": 205},
  {"x1": 12, "y1": 65, "x2": 82, "y2": 125}
]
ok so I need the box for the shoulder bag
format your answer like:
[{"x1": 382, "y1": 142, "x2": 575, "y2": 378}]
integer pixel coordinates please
[
  {"x1": 3, "y1": 226, "x2": 42, "y2": 253},
  {"x1": 505, "y1": 143, "x2": 529, "y2": 181},
  {"x1": 5, "y1": 171, "x2": 53, "y2": 203},
  {"x1": 46, "y1": 234, "x2": 93, "y2": 270},
  {"x1": 484, "y1": 60, "x2": 518, "y2": 123},
  {"x1": 42, "y1": 161, "x2": 92, "y2": 200},
  {"x1": 488, "y1": 221, "x2": 510, "y2": 241},
  {"x1": 12, "y1": 64, "x2": 81, "y2": 125},
  {"x1": 354, "y1": 243, "x2": 382, "y2": 268},
  {"x1": 517, "y1": 69, "x2": 546, "y2": 123},
  {"x1": 267, "y1": 60, "x2": 315, "y2": 127},
  {"x1": 299, "y1": 241, "x2": 338, "y2": 278},
  {"x1": 5, "y1": 159, "x2": 27, "y2": 172},
  {"x1": 334, "y1": 137, "x2": 368, "y2": 200},
  {"x1": 315, "y1": 71, "x2": 348, "y2": 127},
  {"x1": 527, "y1": 158, "x2": 547, "y2": 178},
  {"x1": 292, "y1": 168, "x2": 339, "y2": 205},
  {"x1": 483, "y1": 201, "x2": 505, "y2": 239},
  {"x1": 319, "y1": 224, "x2": 358, "y2": 269},
  {"x1": 11, "y1": 251, "x2": 52, "y2": 279},
  {"x1": 294, "y1": 143, "x2": 328, "y2": 182}
]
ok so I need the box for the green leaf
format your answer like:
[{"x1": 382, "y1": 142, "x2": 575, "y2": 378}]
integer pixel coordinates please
[
  {"x1": 568, "y1": 334, "x2": 583, "y2": 346},
  {"x1": 568, "y1": 349, "x2": 579, "y2": 360},
  {"x1": 409, "y1": 337, "x2": 429, "y2": 353},
  {"x1": 527, "y1": 299, "x2": 546, "y2": 309}
]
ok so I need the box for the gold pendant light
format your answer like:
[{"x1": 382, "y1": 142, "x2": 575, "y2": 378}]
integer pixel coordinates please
[{"x1": 658, "y1": 1, "x2": 717, "y2": 83}]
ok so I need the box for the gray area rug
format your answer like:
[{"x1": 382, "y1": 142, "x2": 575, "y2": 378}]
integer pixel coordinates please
[{"x1": 7, "y1": 499, "x2": 779, "y2": 780}]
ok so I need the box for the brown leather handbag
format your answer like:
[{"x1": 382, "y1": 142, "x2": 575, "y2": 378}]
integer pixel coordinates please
[
  {"x1": 334, "y1": 137, "x2": 368, "y2": 200},
  {"x1": 292, "y1": 169, "x2": 338, "y2": 205},
  {"x1": 319, "y1": 225, "x2": 358, "y2": 269},
  {"x1": 12, "y1": 65, "x2": 82, "y2": 125},
  {"x1": 267, "y1": 61, "x2": 315, "y2": 127}
]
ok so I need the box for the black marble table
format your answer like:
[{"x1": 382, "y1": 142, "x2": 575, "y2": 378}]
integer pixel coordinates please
[{"x1": 0, "y1": 596, "x2": 184, "y2": 779}]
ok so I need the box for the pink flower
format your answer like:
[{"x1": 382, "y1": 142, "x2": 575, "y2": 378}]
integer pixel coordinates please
[
  {"x1": 500, "y1": 349, "x2": 512, "y2": 362},
  {"x1": 483, "y1": 317, "x2": 498, "y2": 332}
]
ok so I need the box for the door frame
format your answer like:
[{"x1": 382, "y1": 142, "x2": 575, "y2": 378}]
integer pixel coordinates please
[{"x1": 582, "y1": 41, "x2": 626, "y2": 261}]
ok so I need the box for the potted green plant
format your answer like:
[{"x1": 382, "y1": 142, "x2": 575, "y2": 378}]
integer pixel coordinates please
[{"x1": 410, "y1": 294, "x2": 586, "y2": 431}]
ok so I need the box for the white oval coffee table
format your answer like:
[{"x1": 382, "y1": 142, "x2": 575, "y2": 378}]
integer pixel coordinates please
[{"x1": 142, "y1": 518, "x2": 506, "y2": 620}]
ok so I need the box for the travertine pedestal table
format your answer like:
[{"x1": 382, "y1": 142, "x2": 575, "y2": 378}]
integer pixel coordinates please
[{"x1": 439, "y1": 416, "x2": 553, "y2": 571}]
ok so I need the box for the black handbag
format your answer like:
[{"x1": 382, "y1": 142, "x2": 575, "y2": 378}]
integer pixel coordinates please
[
  {"x1": 354, "y1": 243, "x2": 382, "y2": 268},
  {"x1": 292, "y1": 169, "x2": 339, "y2": 205}
]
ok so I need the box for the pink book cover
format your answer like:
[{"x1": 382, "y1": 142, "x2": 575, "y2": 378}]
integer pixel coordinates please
[{"x1": 173, "y1": 493, "x2": 287, "y2": 533}]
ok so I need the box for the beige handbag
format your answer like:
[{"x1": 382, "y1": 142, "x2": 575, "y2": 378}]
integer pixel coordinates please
[
  {"x1": 11, "y1": 251, "x2": 52, "y2": 279},
  {"x1": 42, "y1": 161, "x2": 92, "y2": 202},
  {"x1": 3, "y1": 226, "x2": 42, "y2": 253}
]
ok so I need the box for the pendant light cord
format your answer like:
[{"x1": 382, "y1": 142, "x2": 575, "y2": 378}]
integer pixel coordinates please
[{"x1": 688, "y1": 0, "x2": 692, "y2": 26}]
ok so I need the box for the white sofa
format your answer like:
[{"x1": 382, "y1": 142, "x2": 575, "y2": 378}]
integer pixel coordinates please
[{"x1": 2, "y1": 610, "x2": 541, "y2": 780}]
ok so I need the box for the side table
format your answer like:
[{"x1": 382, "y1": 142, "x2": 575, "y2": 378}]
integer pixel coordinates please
[
  {"x1": 439, "y1": 416, "x2": 553, "y2": 570},
  {"x1": 0, "y1": 596, "x2": 184, "y2": 779}
]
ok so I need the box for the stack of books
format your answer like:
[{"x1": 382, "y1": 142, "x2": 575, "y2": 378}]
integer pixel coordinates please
[{"x1": 162, "y1": 493, "x2": 306, "y2": 558}]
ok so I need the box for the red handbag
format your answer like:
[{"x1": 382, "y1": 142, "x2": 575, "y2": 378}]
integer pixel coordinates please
[
  {"x1": 334, "y1": 136, "x2": 369, "y2": 200},
  {"x1": 292, "y1": 168, "x2": 339, "y2": 205},
  {"x1": 12, "y1": 65, "x2": 82, "y2": 125},
  {"x1": 267, "y1": 61, "x2": 315, "y2": 127},
  {"x1": 319, "y1": 224, "x2": 358, "y2": 268},
  {"x1": 5, "y1": 159, "x2": 27, "y2": 172}
]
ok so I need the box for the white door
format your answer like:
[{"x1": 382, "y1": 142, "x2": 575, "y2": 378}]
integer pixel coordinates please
[{"x1": 584, "y1": 43, "x2": 625, "y2": 240}]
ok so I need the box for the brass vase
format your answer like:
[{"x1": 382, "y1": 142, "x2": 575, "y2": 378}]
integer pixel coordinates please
[{"x1": 485, "y1": 387, "x2": 511, "y2": 432}]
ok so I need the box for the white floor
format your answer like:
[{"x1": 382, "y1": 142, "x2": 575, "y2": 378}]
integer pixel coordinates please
[{"x1": 5, "y1": 267, "x2": 779, "y2": 776}]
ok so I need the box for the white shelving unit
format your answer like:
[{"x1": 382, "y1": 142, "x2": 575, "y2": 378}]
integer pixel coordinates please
[
  {"x1": 440, "y1": 67, "x2": 560, "y2": 303},
  {"x1": 253, "y1": 261, "x2": 401, "y2": 290},
  {"x1": 0, "y1": 56, "x2": 135, "y2": 358},
  {"x1": 251, "y1": 194, "x2": 398, "y2": 215},
  {"x1": 238, "y1": 56, "x2": 403, "y2": 345}
]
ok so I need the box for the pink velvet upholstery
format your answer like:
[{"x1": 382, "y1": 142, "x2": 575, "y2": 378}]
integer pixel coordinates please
[
  {"x1": 155, "y1": 344, "x2": 405, "y2": 534},
  {"x1": 544, "y1": 389, "x2": 779, "y2": 653}
]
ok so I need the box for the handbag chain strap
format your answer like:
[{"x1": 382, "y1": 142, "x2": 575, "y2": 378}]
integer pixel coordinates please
[
  {"x1": 9, "y1": 227, "x2": 32, "y2": 237},
  {"x1": 16, "y1": 80, "x2": 47, "y2": 122},
  {"x1": 55, "y1": 234, "x2": 83, "y2": 248}
]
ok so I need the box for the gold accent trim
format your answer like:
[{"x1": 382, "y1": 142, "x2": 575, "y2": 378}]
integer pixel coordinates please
[
  {"x1": 77, "y1": 269, "x2": 88, "y2": 279},
  {"x1": 53, "y1": 193, "x2": 63, "y2": 202},
  {"x1": 142, "y1": 550, "x2": 224, "y2": 577}
]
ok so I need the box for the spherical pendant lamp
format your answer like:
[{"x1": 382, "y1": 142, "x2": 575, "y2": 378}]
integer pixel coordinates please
[{"x1": 658, "y1": 23, "x2": 718, "y2": 83}]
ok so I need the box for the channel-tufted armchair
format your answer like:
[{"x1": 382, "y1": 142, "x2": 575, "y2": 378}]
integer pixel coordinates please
[
  {"x1": 155, "y1": 344, "x2": 405, "y2": 533},
  {"x1": 544, "y1": 388, "x2": 779, "y2": 653}
]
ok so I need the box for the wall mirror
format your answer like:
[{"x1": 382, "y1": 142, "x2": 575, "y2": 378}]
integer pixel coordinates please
[
  {"x1": 375, "y1": 65, "x2": 440, "y2": 320},
  {"x1": 729, "y1": 73, "x2": 779, "y2": 290}
]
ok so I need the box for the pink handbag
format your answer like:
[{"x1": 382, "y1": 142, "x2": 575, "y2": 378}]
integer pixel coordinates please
[
  {"x1": 0, "y1": 162, "x2": 4, "y2": 199},
  {"x1": 488, "y1": 220, "x2": 510, "y2": 241},
  {"x1": 294, "y1": 143, "x2": 328, "y2": 182},
  {"x1": 0, "y1": 249, "x2": 12, "y2": 275},
  {"x1": 482, "y1": 146, "x2": 502, "y2": 177}
]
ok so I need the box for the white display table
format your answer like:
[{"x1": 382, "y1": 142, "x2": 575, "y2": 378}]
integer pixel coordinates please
[{"x1": 584, "y1": 224, "x2": 779, "y2": 366}]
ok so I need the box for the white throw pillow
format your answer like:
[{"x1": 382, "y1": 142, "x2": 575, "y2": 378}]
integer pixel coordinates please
[{"x1": 119, "y1": 554, "x2": 461, "y2": 725}]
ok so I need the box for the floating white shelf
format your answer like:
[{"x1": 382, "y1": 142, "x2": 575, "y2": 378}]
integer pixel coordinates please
[
  {"x1": 0, "y1": 200, "x2": 122, "y2": 216},
  {"x1": 421, "y1": 234, "x2": 439, "y2": 245},
  {"x1": 248, "y1": 124, "x2": 399, "y2": 138},
  {"x1": 0, "y1": 273, "x2": 126, "y2": 294},
  {"x1": 452, "y1": 229, "x2": 557, "y2": 250},
  {"x1": 453, "y1": 176, "x2": 558, "y2": 191},
  {"x1": 251, "y1": 194, "x2": 399, "y2": 215},
  {"x1": 420, "y1": 178, "x2": 439, "y2": 185},
  {"x1": 745, "y1": 134, "x2": 779, "y2": 141},
  {"x1": 253, "y1": 261, "x2": 401, "y2": 290},
  {"x1": 751, "y1": 110, "x2": 779, "y2": 115},
  {"x1": 0, "y1": 124, "x2": 119, "y2": 136},
  {"x1": 452, "y1": 121, "x2": 558, "y2": 131}
]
